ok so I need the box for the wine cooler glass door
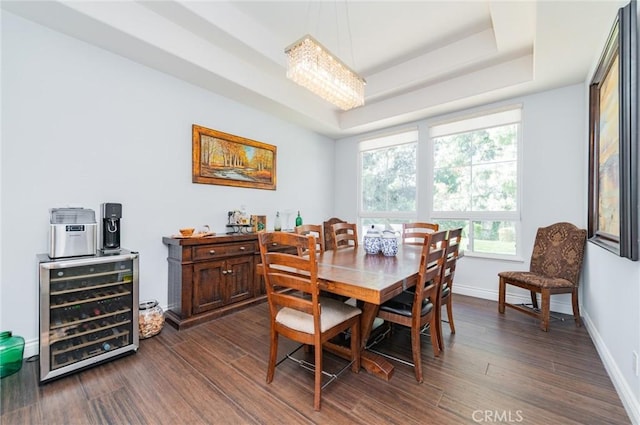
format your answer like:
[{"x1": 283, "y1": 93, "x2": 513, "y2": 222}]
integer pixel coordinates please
[{"x1": 39, "y1": 252, "x2": 139, "y2": 382}]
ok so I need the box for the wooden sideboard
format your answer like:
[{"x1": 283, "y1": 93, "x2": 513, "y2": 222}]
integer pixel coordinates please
[{"x1": 162, "y1": 234, "x2": 266, "y2": 330}]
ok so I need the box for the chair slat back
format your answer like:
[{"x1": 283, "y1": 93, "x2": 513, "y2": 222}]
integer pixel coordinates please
[
  {"x1": 331, "y1": 222, "x2": 359, "y2": 250},
  {"x1": 258, "y1": 232, "x2": 319, "y2": 318},
  {"x1": 529, "y1": 222, "x2": 587, "y2": 285},
  {"x1": 403, "y1": 222, "x2": 439, "y2": 245},
  {"x1": 413, "y1": 230, "x2": 448, "y2": 313},
  {"x1": 323, "y1": 217, "x2": 346, "y2": 251},
  {"x1": 441, "y1": 228, "x2": 463, "y2": 290},
  {"x1": 295, "y1": 224, "x2": 325, "y2": 255}
]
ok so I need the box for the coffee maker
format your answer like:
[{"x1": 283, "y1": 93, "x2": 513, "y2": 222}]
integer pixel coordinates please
[{"x1": 100, "y1": 203, "x2": 122, "y2": 253}]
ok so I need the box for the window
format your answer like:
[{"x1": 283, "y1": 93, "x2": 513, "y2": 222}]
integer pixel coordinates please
[
  {"x1": 359, "y1": 130, "x2": 418, "y2": 233},
  {"x1": 430, "y1": 107, "x2": 521, "y2": 257}
]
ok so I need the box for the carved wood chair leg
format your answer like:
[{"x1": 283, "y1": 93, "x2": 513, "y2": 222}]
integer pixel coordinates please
[
  {"x1": 540, "y1": 290, "x2": 551, "y2": 332},
  {"x1": 411, "y1": 324, "x2": 423, "y2": 383},
  {"x1": 446, "y1": 298, "x2": 455, "y2": 334},
  {"x1": 572, "y1": 287, "x2": 582, "y2": 327},
  {"x1": 530, "y1": 291, "x2": 539, "y2": 309},
  {"x1": 436, "y1": 307, "x2": 444, "y2": 352},
  {"x1": 314, "y1": 342, "x2": 322, "y2": 411},
  {"x1": 430, "y1": 317, "x2": 441, "y2": 357},
  {"x1": 498, "y1": 277, "x2": 506, "y2": 313},
  {"x1": 267, "y1": 331, "x2": 278, "y2": 383}
]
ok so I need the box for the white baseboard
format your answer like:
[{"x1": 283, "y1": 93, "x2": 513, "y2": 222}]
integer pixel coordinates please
[
  {"x1": 24, "y1": 339, "x2": 39, "y2": 359},
  {"x1": 582, "y1": 312, "x2": 640, "y2": 425}
]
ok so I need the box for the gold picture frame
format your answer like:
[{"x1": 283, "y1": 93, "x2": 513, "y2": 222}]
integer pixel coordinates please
[{"x1": 192, "y1": 125, "x2": 277, "y2": 190}]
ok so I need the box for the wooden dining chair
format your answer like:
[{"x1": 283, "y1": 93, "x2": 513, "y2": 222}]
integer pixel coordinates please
[
  {"x1": 295, "y1": 224, "x2": 325, "y2": 255},
  {"x1": 498, "y1": 222, "x2": 587, "y2": 331},
  {"x1": 323, "y1": 217, "x2": 345, "y2": 251},
  {"x1": 374, "y1": 230, "x2": 448, "y2": 383},
  {"x1": 330, "y1": 222, "x2": 359, "y2": 250},
  {"x1": 258, "y1": 231, "x2": 361, "y2": 411},
  {"x1": 402, "y1": 222, "x2": 439, "y2": 245},
  {"x1": 436, "y1": 227, "x2": 462, "y2": 351}
]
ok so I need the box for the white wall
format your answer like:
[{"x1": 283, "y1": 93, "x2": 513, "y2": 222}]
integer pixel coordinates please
[
  {"x1": 335, "y1": 83, "x2": 640, "y2": 422},
  {"x1": 1, "y1": 13, "x2": 335, "y2": 356}
]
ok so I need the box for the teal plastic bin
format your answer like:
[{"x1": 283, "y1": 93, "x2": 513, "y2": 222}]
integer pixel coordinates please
[{"x1": 0, "y1": 331, "x2": 25, "y2": 378}]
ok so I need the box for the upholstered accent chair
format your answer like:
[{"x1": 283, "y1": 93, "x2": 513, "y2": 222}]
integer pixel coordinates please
[
  {"x1": 498, "y1": 222, "x2": 587, "y2": 331},
  {"x1": 258, "y1": 231, "x2": 361, "y2": 410}
]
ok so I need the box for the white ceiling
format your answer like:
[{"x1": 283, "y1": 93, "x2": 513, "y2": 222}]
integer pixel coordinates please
[{"x1": 2, "y1": 0, "x2": 626, "y2": 138}]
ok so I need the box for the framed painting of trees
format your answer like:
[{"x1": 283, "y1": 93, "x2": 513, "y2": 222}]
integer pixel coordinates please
[{"x1": 192, "y1": 125, "x2": 277, "y2": 190}]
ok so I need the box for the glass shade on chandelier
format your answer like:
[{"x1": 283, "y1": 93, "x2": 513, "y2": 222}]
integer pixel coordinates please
[{"x1": 285, "y1": 35, "x2": 365, "y2": 111}]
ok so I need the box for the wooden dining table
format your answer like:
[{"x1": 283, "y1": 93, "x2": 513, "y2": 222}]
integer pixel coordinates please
[{"x1": 314, "y1": 244, "x2": 423, "y2": 381}]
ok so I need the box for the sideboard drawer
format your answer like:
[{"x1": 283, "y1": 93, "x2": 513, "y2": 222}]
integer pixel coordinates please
[{"x1": 193, "y1": 242, "x2": 257, "y2": 261}]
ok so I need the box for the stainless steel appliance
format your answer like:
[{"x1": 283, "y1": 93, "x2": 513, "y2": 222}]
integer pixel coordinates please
[
  {"x1": 38, "y1": 250, "x2": 139, "y2": 383},
  {"x1": 100, "y1": 203, "x2": 122, "y2": 253},
  {"x1": 49, "y1": 208, "x2": 97, "y2": 259}
]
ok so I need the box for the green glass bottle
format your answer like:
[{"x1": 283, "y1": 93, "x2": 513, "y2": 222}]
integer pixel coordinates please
[
  {"x1": 295, "y1": 211, "x2": 303, "y2": 227},
  {"x1": 0, "y1": 331, "x2": 24, "y2": 378}
]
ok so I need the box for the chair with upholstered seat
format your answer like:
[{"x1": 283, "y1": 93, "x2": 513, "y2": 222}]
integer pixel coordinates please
[
  {"x1": 373, "y1": 230, "x2": 448, "y2": 382},
  {"x1": 402, "y1": 222, "x2": 439, "y2": 245},
  {"x1": 498, "y1": 222, "x2": 587, "y2": 332},
  {"x1": 436, "y1": 227, "x2": 462, "y2": 351},
  {"x1": 330, "y1": 222, "x2": 359, "y2": 250},
  {"x1": 295, "y1": 224, "x2": 325, "y2": 255},
  {"x1": 258, "y1": 231, "x2": 361, "y2": 410}
]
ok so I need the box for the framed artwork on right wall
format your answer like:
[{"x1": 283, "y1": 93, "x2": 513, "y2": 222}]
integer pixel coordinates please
[{"x1": 588, "y1": 0, "x2": 638, "y2": 261}]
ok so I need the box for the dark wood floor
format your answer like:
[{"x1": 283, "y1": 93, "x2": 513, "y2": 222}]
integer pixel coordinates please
[{"x1": 1, "y1": 295, "x2": 630, "y2": 425}]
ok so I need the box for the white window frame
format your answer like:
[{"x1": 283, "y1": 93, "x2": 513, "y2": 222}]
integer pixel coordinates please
[
  {"x1": 429, "y1": 106, "x2": 523, "y2": 260},
  {"x1": 357, "y1": 129, "x2": 419, "y2": 231}
]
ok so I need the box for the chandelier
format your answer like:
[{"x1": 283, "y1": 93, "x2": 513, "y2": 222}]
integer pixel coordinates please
[{"x1": 285, "y1": 35, "x2": 365, "y2": 111}]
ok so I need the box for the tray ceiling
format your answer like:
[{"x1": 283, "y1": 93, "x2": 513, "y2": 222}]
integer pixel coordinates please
[{"x1": 2, "y1": 0, "x2": 626, "y2": 138}]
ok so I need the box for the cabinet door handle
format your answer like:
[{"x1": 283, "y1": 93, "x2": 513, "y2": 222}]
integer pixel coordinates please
[
  {"x1": 227, "y1": 269, "x2": 233, "y2": 274},
  {"x1": 209, "y1": 250, "x2": 216, "y2": 255},
  {"x1": 222, "y1": 270, "x2": 227, "y2": 275},
  {"x1": 239, "y1": 246, "x2": 246, "y2": 251}
]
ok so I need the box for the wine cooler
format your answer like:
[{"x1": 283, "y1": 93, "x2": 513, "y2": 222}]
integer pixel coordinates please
[{"x1": 38, "y1": 250, "x2": 139, "y2": 383}]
